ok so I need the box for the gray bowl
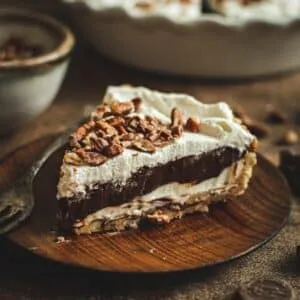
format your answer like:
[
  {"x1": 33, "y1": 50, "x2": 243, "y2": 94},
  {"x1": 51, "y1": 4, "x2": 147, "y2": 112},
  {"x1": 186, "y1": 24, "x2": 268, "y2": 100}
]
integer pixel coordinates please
[{"x1": 0, "y1": 9, "x2": 75, "y2": 135}]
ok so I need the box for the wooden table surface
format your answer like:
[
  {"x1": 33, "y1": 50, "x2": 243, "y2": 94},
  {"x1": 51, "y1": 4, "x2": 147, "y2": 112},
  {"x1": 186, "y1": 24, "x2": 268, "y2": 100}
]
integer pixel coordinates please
[{"x1": 0, "y1": 46, "x2": 300, "y2": 299}]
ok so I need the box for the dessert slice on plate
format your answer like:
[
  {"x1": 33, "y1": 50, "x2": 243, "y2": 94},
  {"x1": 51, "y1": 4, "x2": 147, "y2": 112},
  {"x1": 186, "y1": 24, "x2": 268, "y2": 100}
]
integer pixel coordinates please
[{"x1": 57, "y1": 86, "x2": 257, "y2": 235}]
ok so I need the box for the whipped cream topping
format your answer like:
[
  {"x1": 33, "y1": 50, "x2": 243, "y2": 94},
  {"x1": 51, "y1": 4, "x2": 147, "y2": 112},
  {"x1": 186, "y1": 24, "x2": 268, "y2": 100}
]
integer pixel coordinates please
[{"x1": 58, "y1": 86, "x2": 255, "y2": 199}]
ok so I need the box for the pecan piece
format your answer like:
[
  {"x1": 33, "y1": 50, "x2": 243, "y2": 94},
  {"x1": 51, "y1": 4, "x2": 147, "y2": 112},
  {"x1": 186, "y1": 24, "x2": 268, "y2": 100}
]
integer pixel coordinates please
[
  {"x1": 95, "y1": 120, "x2": 118, "y2": 136},
  {"x1": 115, "y1": 125, "x2": 128, "y2": 135},
  {"x1": 126, "y1": 116, "x2": 141, "y2": 132},
  {"x1": 170, "y1": 108, "x2": 183, "y2": 138},
  {"x1": 104, "y1": 143, "x2": 124, "y2": 157},
  {"x1": 147, "y1": 131, "x2": 161, "y2": 142},
  {"x1": 171, "y1": 126, "x2": 183, "y2": 137},
  {"x1": 171, "y1": 108, "x2": 183, "y2": 127},
  {"x1": 111, "y1": 101, "x2": 134, "y2": 115},
  {"x1": 107, "y1": 116, "x2": 125, "y2": 127},
  {"x1": 185, "y1": 117, "x2": 201, "y2": 133},
  {"x1": 120, "y1": 133, "x2": 136, "y2": 141},
  {"x1": 82, "y1": 152, "x2": 107, "y2": 166},
  {"x1": 132, "y1": 97, "x2": 142, "y2": 112},
  {"x1": 70, "y1": 121, "x2": 95, "y2": 148},
  {"x1": 64, "y1": 152, "x2": 83, "y2": 166},
  {"x1": 90, "y1": 137, "x2": 109, "y2": 152},
  {"x1": 69, "y1": 135, "x2": 81, "y2": 149},
  {"x1": 145, "y1": 115, "x2": 160, "y2": 126},
  {"x1": 159, "y1": 128, "x2": 173, "y2": 140},
  {"x1": 153, "y1": 140, "x2": 172, "y2": 148},
  {"x1": 92, "y1": 104, "x2": 111, "y2": 119},
  {"x1": 131, "y1": 139, "x2": 156, "y2": 153},
  {"x1": 139, "y1": 118, "x2": 153, "y2": 134},
  {"x1": 121, "y1": 141, "x2": 132, "y2": 148}
]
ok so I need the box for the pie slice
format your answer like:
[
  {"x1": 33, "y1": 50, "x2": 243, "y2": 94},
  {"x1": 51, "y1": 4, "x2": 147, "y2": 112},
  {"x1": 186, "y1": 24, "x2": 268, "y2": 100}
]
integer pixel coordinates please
[{"x1": 57, "y1": 86, "x2": 257, "y2": 235}]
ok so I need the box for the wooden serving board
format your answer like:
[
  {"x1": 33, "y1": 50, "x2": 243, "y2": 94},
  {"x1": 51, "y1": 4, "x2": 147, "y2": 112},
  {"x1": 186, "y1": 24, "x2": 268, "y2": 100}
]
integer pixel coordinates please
[{"x1": 3, "y1": 137, "x2": 291, "y2": 273}]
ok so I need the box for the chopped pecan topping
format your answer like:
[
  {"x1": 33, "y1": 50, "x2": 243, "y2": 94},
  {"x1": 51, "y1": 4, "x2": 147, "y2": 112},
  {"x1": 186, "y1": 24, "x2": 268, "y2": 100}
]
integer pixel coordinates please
[
  {"x1": 104, "y1": 143, "x2": 123, "y2": 157},
  {"x1": 111, "y1": 101, "x2": 134, "y2": 115},
  {"x1": 132, "y1": 97, "x2": 142, "y2": 112},
  {"x1": 126, "y1": 116, "x2": 141, "y2": 132},
  {"x1": 81, "y1": 152, "x2": 107, "y2": 166},
  {"x1": 95, "y1": 120, "x2": 118, "y2": 137},
  {"x1": 64, "y1": 152, "x2": 83, "y2": 166},
  {"x1": 115, "y1": 125, "x2": 128, "y2": 135},
  {"x1": 92, "y1": 104, "x2": 111, "y2": 119},
  {"x1": 107, "y1": 116, "x2": 125, "y2": 127},
  {"x1": 171, "y1": 126, "x2": 183, "y2": 137},
  {"x1": 120, "y1": 133, "x2": 136, "y2": 141},
  {"x1": 170, "y1": 108, "x2": 184, "y2": 137},
  {"x1": 90, "y1": 136, "x2": 109, "y2": 152},
  {"x1": 147, "y1": 131, "x2": 161, "y2": 142},
  {"x1": 171, "y1": 107, "x2": 183, "y2": 127},
  {"x1": 70, "y1": 120, "x2": 95, "y2": 148},
  {"x1": 131, "y1": 139, "x2": 156, "y2": 153},
  {"x1": 65, "y1": 98, "x2": 187, "y2": 166},
  {"x1": 185, "y1": 117, "x2": 201, "y2": 133}
]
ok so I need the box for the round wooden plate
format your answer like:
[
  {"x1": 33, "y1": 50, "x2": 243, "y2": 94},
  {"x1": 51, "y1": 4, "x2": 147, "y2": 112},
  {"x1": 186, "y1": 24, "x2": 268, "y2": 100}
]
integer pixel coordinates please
[{"x1": 6, "y1": 137, "x2": 291, "y2": 273}]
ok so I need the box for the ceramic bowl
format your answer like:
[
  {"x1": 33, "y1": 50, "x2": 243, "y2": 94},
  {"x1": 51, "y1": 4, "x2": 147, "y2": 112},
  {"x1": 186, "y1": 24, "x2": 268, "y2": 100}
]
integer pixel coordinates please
[
  {"x1": 0, "y1": 9, "x2": 75, "y2": 135},
  {"x1": 0, "y1": 0, "x2": 62, "y2": 14},
  {"x1": 62, "y1": 0, "x2": 300, "y2": 78}
]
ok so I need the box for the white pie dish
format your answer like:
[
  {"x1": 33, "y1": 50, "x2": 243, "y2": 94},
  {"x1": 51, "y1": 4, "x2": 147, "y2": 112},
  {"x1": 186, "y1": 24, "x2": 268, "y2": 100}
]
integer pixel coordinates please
[{"x1": 62, "y1": 0, "x2": 300, "y2": 78}]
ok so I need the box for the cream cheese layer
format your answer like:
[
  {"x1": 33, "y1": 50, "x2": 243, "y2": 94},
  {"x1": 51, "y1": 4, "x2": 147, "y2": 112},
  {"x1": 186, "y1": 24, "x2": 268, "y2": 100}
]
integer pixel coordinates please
[
  {"x1": 57, "y1": 86, "x2": 255, "y2": 199},
  {"x1": 79, "y1": 159, "x2": 243, "y2": 222}
]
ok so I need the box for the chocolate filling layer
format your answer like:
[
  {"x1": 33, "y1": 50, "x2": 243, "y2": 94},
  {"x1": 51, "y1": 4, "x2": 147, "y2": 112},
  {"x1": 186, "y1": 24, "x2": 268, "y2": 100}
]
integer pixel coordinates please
[{"x1": 58, "y1": 147, "x2": 242, "y2": 230}]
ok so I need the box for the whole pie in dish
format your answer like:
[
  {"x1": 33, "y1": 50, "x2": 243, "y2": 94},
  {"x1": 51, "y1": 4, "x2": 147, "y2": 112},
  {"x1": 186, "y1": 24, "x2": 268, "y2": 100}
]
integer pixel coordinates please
[
  {"x1": 204, "y1": 0, "x2": 300, "y2": 18},
  {"x1": 57, "y1": 86, "x2": 257, "y2": 235}
]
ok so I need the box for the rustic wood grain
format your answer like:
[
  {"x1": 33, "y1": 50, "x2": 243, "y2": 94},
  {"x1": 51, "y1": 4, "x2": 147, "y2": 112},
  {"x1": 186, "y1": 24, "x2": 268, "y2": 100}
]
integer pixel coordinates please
[
  {"x1": 0, "y1": 45, "x2": 300, "y2": 298},
  {"x1": 3, "y1": 138, "x2": 291, "y2": 273}
]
